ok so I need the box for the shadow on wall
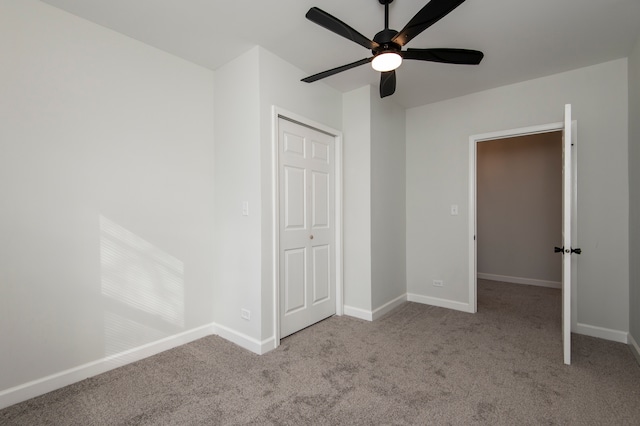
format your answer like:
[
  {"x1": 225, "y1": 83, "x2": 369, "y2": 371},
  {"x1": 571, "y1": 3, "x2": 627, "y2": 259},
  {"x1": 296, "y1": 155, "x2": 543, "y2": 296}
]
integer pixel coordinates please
[{"x1": 99, "y1": 216, "x2": 184, "y2": 359}]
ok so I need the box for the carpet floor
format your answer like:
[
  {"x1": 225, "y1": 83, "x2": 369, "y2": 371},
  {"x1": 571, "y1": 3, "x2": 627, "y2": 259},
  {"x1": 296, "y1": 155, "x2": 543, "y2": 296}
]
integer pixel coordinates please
[{"x1": 2, "y1": 279, "x2": 639, "y2": 425}]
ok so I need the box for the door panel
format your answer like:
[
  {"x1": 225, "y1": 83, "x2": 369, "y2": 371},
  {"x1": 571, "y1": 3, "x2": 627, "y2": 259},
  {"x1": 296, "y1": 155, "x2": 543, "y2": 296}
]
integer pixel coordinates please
[
  {"x1": 279, "y1": 118, "x2": 336, "y2": 338},
  {"x1": 312, "y1": 245, "x2": 330, "y2": 303},
  {"x1": 312, "y1": 171, "x2": 330, "y2": 228},
  {"x1": 311, "y1": 139, "x2": 330, "y2": 163},
  {"x1": 284, "y1": 248, "x2": 306, "y2": 314},
  {"x1": 284, "y1": 166, "x2": 306, "y2": 230},
  {"x1": 284, "y1": 132, "x2": 305, "y2": 157}
]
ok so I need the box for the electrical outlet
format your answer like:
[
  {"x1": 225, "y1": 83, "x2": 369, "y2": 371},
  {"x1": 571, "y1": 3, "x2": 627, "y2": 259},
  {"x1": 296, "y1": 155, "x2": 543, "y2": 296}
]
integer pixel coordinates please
[
  {"x1": 241, "y1": 309, "x2": 251, "y2": 320},
  {"x1": 433, "y1": 280, "x2": 444, "y2": 287}
]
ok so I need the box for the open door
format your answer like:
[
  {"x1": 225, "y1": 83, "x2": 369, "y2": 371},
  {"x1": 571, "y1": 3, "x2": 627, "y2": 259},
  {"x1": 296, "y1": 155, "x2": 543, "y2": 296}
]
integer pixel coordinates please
[{"x1": 560, "y1": 104, "x2": 580, "y2": 365}]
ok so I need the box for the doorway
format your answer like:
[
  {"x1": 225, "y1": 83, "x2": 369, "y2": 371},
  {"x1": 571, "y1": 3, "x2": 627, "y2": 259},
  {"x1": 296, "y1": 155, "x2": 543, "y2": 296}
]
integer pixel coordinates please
[
  {"x1": 468, "y1": 114, "x2": 578, "y2": 364},
  {"x1": 273, "y1": 109, "x2": 343, "y2": 343},
  {"x1": 476, "y1": 132, "x2": 563, "y2": 291}
]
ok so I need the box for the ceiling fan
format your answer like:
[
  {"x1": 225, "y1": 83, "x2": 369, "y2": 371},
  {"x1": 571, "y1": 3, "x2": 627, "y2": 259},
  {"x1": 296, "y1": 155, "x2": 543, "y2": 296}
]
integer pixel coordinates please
[{"x1": 301, "y1": 0, "x2": 484, "y2": 98}]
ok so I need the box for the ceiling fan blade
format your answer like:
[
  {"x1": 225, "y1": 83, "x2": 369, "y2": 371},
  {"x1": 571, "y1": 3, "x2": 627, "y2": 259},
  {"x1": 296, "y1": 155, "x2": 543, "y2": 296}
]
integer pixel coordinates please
[
  {"x1": 306, "y1": 7, "x2": 379, "y2": 50},
  {"x1": 302, "y1": 58, "x2": 373, "y2": 83},
  {"x1": 392, "y1": 0, "x2": 467, "y2": 47},
  {"x1": 403, "y1": 48, "x2": 484, "y2": 64},
  {"x1": 380, "y1": 70, "x2": 396, "y2": 98}
]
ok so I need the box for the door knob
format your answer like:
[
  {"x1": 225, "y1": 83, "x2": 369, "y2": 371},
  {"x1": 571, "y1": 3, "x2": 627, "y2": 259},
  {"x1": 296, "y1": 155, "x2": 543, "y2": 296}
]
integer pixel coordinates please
[
  {"x1": 555, "y1": 246, "x2": 582, "y2": 255},
  {"x1": 310, "y1": 235, "x2": 314, "y2": 240}
]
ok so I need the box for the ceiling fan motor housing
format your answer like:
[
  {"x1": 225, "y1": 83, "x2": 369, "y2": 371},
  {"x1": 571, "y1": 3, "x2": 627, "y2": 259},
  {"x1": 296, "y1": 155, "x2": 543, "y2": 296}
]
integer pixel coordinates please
[{"x1": 373, "y1": 29, "x2": 400, "y2": 54}]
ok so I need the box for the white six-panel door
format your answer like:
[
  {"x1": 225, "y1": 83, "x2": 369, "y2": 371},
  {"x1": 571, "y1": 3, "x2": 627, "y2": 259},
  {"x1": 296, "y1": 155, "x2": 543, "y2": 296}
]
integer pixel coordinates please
[{"x1": 278, "y1": 118, "x2": 336, "y2": 338}]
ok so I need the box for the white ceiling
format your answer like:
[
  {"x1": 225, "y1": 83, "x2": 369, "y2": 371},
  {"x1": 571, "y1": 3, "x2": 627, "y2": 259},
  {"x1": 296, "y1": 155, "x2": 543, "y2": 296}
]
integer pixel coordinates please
[{"x1": 40, "y1": 0, "x2": 640, "y2": 109}]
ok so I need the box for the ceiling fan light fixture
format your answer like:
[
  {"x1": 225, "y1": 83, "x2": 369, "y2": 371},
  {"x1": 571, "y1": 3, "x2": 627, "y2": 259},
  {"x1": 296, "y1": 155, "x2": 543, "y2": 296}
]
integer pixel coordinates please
[{"x1": 371, "y1": 52, "x2": 402, "y2": 72}]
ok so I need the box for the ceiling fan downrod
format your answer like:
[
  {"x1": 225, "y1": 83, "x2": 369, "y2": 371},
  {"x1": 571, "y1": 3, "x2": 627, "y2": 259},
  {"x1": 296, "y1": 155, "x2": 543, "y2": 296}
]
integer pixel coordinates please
[
  {"x1": 375, "y1": 0, "x2": 398, "y2": 48},
  {"x1": 379, "y1": 0, "x2": 393, "y2": 30}
]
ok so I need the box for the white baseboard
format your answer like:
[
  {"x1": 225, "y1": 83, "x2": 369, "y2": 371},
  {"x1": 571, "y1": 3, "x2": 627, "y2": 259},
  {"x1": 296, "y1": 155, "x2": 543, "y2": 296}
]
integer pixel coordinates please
[
  {"x1": 343, "y1": 305, "x2": 373, "y2": 321},
  {"x1": 0, "y1": 321, "x2": 281, "y2": 410},
  {"x1": 261, "y1": 336, "x2": 278, "y2": 354},
  {"x1": 407, "y1": 293, "x2": 474, "y2": 314},
  {"x1": 576, "y1": 323, "x2": 628, "y2": 344},
  {"x1": 629, "y1": 333, "x2": 640, "y2": 365},
  {"x1": 478, "y1": 273, "x2": 561, "y2": 289},
  {"x1": 212, "y1": 323, "x2": 276, "y2": 355},
  {"x1": 372, "y1": 294, "x2": 407, "y2": 321},
  {"x1": 0, "y1": 323, "x2": 215, "y2": 410}
]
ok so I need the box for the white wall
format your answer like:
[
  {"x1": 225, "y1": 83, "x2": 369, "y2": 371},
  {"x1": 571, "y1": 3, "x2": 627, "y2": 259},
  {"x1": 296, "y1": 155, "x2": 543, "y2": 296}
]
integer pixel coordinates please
[
  {"x1": 407, "y1": 59, "x2": 629, "y2": 335},
  {"x1": 371, "y1": 91, "x2": 407, "y2": 310},
  {"x1": 0, "y1": 0, "x2": 215, "y2": 400},
  {"x1": 477, "y1": 133, "x2": 562, "y2": 284},
  {"x1": 629, "y1": 35, "x2": 640, "y2": 352},
  {"x1": 257, "y1": 47, "x2": 343, "y2": 340},
  {"x1": 343, "y1": 86, "x2": 373, "y2": 312},
  {"x1": 213, "y1": 48, "x2": 262, "y2": 343},
  {"x1": 342, "y1": 85, "x2": 407, "y2": 316},
  {"x1": 213, "y1": 47, "x2": 342, "y2": 349}
]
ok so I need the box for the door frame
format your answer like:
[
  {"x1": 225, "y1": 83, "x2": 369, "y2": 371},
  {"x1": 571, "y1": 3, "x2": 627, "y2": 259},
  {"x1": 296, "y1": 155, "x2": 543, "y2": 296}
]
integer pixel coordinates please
[
  {"x1": 468, "y1": 120, "x2": 577, "y2": 331},
  {"x1": 271, "y1": 106, "x2": 344, "y2": 347}
]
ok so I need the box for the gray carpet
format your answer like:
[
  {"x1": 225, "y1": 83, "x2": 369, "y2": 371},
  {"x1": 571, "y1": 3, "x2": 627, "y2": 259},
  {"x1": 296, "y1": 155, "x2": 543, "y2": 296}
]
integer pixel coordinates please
[{"x1": 2, "y1": 280, "x2": 639, "y2": 425}]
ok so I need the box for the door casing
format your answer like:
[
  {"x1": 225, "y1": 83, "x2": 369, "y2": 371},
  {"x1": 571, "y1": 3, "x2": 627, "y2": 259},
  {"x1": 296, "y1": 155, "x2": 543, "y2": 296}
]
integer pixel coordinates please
[
  {"x1": 271, "y1": 106, "x2": 343, "y2": 347},
  {"x1": 468, "y1": 120, "x2": 577, "y2": 332}
]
